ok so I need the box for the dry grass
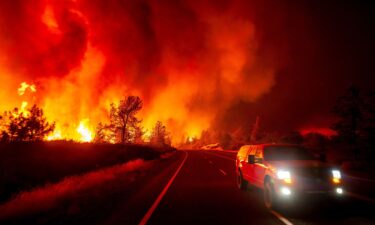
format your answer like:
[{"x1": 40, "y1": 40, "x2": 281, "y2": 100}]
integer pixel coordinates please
[
  {"x1": 0, "y1": 159, "x2": 149, "y2": 220},
  {"x1": 0, "y1": 141, "x2": 168, "y2": 203}
]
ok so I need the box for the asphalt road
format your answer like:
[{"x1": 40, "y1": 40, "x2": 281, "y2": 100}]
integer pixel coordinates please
[
  {"x1": 143, "y1": 150, "x2": 375, "y2": 225},
  {"x1": 2, "y1": 150, "x2": 374, "y2": 225}
]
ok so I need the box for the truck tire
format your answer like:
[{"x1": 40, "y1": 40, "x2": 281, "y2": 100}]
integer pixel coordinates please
[{"x1": 237, "y1": 170, "x2": 248, "y2": 190}]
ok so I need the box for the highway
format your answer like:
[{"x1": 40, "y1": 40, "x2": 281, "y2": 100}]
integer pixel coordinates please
[
  {"x1": 141, "y1": 150, "x2": 375, "y2": 225},
  {"x1": 2, "y1": 150, "x2": 374, "y2": 225}
]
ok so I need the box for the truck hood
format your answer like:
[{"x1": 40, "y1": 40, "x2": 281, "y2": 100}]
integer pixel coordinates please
[{"x1": 265, "y1": 160, "x2": 331, "y2": 170}]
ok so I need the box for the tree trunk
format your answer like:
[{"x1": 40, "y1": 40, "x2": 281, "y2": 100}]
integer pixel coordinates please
[{"x1": 122, "y1": 115, "x2": 129, "y2": 144}]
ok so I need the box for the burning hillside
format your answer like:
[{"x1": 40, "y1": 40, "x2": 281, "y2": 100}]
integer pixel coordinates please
[
  {"x1": 0, "y1": 0, "x2": 279, "y2": 143},
  {"x1": 2, "y1": 0, "x2": 370, "y2": 144}
]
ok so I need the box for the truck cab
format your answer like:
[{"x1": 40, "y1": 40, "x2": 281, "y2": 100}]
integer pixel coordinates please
[{"x1": 236, "y1": 144, "x2": 343, "y2": 209}]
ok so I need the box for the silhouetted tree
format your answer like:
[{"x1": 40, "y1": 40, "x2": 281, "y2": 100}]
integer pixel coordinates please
[
  {"x1": 109, "y1": 96, "x2": 143, "y2": 144},
  {"x1": 150, "y1": 121, "x2": 168, "y2": 147},
  {"x1": 332, "y1": 85, "x2": 363, "y2": 146},
  {"x1": 133, "y1": 125, "x2": 144, "y2": 144},
  {"x1": 331, "y1": 85, "x2": 371, "y2": 160},
  {"x1": 93, "y1": 122, "x2": 113, "y2": 143},
  {"x1": 230, "y1": 127, "x2": 249, "y2": 149},
  {"x1": 362, "y1": 90, "x2": 375, "y2": 146},
  {"x1": 218, "y1": 132, "x2": 232, "y2": 149},
  {"x1": 0, "y1": 105, "x2": 55, "y2": 142}
]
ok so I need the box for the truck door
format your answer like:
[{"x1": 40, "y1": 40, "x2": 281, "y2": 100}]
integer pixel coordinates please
[
  {"x1": 242, "y1": 146, "x2": 255, "y2": 184},
  {"x1": 253, "y1": 146, "x2": 267, "y2": 187}
]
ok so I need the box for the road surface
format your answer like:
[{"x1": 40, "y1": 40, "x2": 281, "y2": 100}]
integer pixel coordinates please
[
  {"x1": 143, "y1": 150, "x2": 375, "y2": 225},
  {"x1": 2, "y1": 150, "x2": 374, "y2": 225}
]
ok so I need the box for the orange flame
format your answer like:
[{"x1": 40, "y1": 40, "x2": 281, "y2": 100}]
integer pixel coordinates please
[
  {"x1": 0, "y1": 1, "x2": 280, "y2": 145},
  {"x1": 76, "y1": 119, "x2": 93, "y2": 142},
  {"x1": 18, "y1": 82, "x2": 36, "y2": 96}
]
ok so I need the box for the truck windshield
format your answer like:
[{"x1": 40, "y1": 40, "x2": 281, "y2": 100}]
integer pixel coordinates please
[{"x1": 264, "y1": 146, "x2": 315, "y2": 161}]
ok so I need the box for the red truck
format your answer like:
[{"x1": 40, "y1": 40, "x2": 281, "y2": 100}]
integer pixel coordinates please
[{"x1": 236, "y1": 144, "x2": 344, "y2": 209}]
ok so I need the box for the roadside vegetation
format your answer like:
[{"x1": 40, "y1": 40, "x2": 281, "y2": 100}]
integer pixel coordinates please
[
  {"x1": 0, "y1": 141, "x2": 173, "y2": 204},
  {"x1": 0, "y1": 95, "x2": 171, "y2": 147},
  {"x1": 0, "y1": 86, "x2": 373, "y2": 205},
  {"x1": 0, "y1": 95, "x2": 173, "y2": 206},
  {"x1": 0, "y1": 105, "x2": 55, "y2": 142}
]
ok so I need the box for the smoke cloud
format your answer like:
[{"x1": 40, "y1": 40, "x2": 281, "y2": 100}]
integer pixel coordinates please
[{"x1": 0, "y1": 0, "x2": 374, "y2": 141}]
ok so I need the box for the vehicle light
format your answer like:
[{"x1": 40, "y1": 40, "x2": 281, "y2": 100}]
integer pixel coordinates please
[
  {"x1": 331, "y1": 170, "x2": 341, "y2": 184},
  {"x1": 332, "y1": 178, "x2": 341, "y2": 184},
  {"x1": 277, "y1": 170, "x2": 292, "y2": 184},
  {"x1": 336, "y1": 187, "x2": 343, "y2": 194},
  {"x1": 281, "y1": 187, "x2": 291, "y2": 195},
  {"x1": 332, "y1": 170, "x2": 341, "y2": 179}
]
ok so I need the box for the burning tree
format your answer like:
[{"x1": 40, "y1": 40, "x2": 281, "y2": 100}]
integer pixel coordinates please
[
  {"x1": 94, "y1": 96, "x2": 143, "y2": 144},
  {"x1": 133, "y1": 125, "x2": 145, "y2": 144},
  {"x1": 93, "y1": 122, "x2": 111, "y2": 143},
  {"x1": 0, "y1": 105, "x2": 55, "y2": 142},
  {"x1": 150, "y1": 121, "x2": 170, "y2": 147}
]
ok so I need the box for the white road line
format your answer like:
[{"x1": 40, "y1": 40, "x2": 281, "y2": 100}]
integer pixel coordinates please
[
  {"x1": 219, "y1": 169, "x2": 227, "y2": 176},
  {"x1": 270, "y1": 210, "x2": 294, "y2": 225},
  {"x1": 203, "y1": 151, "x2": 236, "y2": 161},
  {"x1": 138, "y1": 151, "x2": 188, "y2": 225}
]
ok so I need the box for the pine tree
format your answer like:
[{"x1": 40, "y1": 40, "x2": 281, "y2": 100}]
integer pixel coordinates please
[
  {"x1": 1, "y1": 105, "x2": 55, "y2": 142},
  {"x1": 150, "y1": 121, "x2": 168, "y2": 147}
]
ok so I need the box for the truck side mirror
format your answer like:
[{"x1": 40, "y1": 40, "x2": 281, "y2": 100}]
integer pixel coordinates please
[{"x1": 248, "y1": 155, "x2": 255, "y2": 164}]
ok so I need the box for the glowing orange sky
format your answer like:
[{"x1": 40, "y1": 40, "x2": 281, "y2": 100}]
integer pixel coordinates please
[{"x1": 0, "y1": 0, "x2": 374, "y2": 142}]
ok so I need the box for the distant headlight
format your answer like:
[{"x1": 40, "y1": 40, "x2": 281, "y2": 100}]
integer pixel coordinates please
[
  {"x1": 332, "y1": 170, "x2": 342, "y2": 184},
  {"x1": 336, "y1": 187, "x2": 344, "y2": 194},
  {"x1": 332, "y1": 170, "x2": 341, "y2": 179},
  {"x1": 277, "y1": 170, "x2": 292, "y2": 184}
]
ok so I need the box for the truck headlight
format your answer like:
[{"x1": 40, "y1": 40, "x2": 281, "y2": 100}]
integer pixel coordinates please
[
  {"x1": 280, "y1": 187, "x2": 292, "y2": 195},
  {"x1": 332, "y1": 170, "x2": 341, "y2": 184},
  {"x1": 277, "y1": 170, "x2": 292, "y2": 184}
]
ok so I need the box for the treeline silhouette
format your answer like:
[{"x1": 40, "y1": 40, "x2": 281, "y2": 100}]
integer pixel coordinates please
[{"x1": 0, "y1": 96, "x2": 171, "y2": 147}]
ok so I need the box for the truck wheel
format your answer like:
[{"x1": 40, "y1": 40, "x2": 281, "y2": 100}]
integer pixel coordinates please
[
  {"x1": 264, "y1": 180, "x2": 278, "y2": 209},
  {"x1": 237, "y1": 170, "x2": 248, "y2": 190}
]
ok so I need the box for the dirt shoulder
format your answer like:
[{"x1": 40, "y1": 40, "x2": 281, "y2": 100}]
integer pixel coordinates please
[{"x1": 0, "y1": 150, "x2": 184, "y2": 225}]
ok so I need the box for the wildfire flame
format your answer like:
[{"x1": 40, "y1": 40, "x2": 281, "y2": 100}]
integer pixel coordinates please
[
  {"x1": 76, "y1": 119, "x2": 93, "y2": 142},
  {"x1": 20, "y1": 101, "x2": 30, "y2": 117},
  {"x1": 142, "y1": 130, "x2": 152, "y2": 143},
  {"x1": 46, "y1": 129, "x2": 62, "y2": 141},
  {"x1": 187, "y1": 136, "x2": 195, "y2": 143},
  {"x1": 18, "y1": 82, "x2": 36, "y2": 96},
  {"x1": 0, "y1": 1, "x2": 281, "y2": 144}
]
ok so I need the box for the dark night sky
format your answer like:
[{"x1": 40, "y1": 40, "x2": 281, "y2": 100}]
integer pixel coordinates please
[{"x1": 216, "y1": 0, "x2": 375, "y2": 134}]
